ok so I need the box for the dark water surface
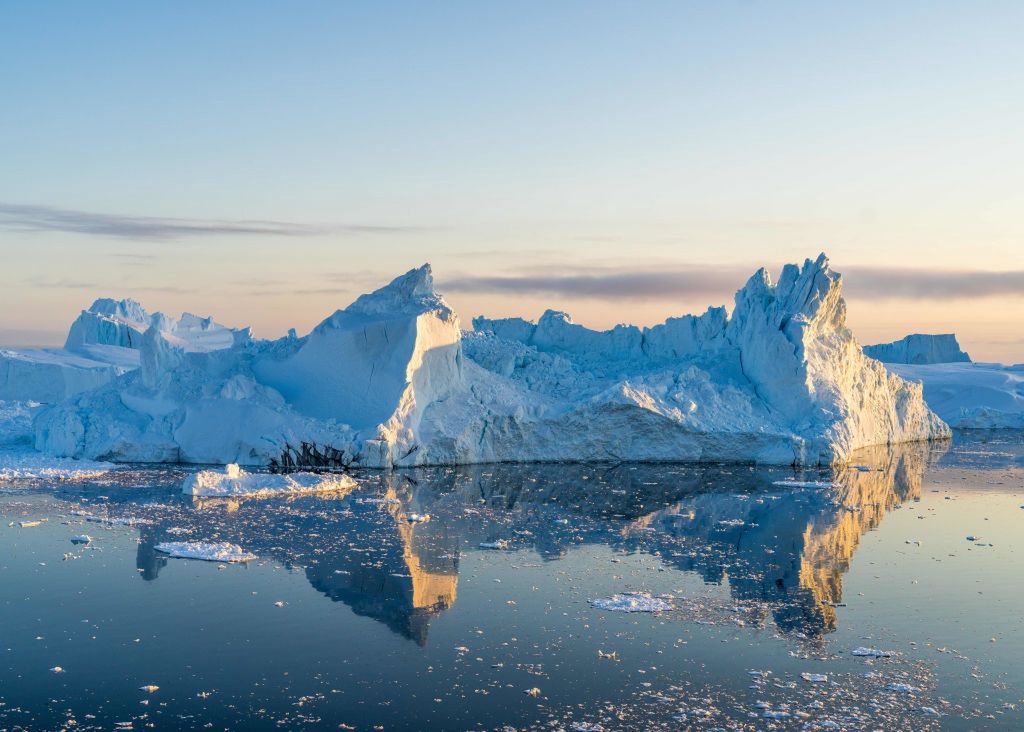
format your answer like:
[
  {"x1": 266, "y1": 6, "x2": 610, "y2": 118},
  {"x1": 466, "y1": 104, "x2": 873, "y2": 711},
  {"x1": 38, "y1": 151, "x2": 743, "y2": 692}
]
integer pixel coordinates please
[{"x1": 1, "y1": 432, "x2": 1022, "y2": 730}]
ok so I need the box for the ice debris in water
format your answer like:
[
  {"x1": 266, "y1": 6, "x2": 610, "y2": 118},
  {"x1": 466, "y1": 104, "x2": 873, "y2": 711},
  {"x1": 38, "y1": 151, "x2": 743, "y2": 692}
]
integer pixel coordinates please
[
  {"x1": 591, "y1": 593, "x2": 672, "y2": 613},
  {"x1": 138, "y1": 685, "x2": 159, "y2": 693},
  {"x1": 183, "y1": 463, "x2": 356, "y2": 498},
  {"x1": 154, "y1": 541, "x2": 257, "y2": 563},
  {"x1": 479, "y1": 540, "x2": 510, "y2": 550},
  {"x1": 801, "y1": 673, "x2": 828, "y2": 683},
  {"x1": 852, "y1": 647, "x2": 892, "y2": 657},
  {"x1": 406, "y1": 513, "x2": 430, "y2": 523},
  {"x1": 772, "y1": 480, "x2": 837, "y2": 489},
  {"x1": 50, "y1": 666, "x2": 64, "y2": 673},
  {"x1": 70, "y1": 534, "x2": 91, "y2": 545},
  {"x1": 887, "y1": 682, "x2": 920, "y2": 694}
]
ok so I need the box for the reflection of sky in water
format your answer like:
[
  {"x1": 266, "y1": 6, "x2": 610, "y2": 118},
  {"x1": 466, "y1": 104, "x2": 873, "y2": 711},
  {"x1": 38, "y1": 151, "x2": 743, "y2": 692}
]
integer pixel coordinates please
[{"x1": 1, "y1": 431, "x2": 1021, "y2": 730}]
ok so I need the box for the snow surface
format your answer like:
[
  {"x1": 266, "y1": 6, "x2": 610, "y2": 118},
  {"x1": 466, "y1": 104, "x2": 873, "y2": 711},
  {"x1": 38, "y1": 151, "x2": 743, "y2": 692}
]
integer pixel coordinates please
[
  {"x1": 31, "y1": 255, "x2": 949, "y2": 468},
  {"x1": 885, "y1": 362, "x2": 1024, "y2": 428},
  {"x1": 183, "y1": 463, "x2": 357, "y2": 498},
  {"x1": 153, "y1": 541, "x2": 257, "y2": 562},
  {"x1": 864, "y1": 334, "x2": 971, "y2": 365}
]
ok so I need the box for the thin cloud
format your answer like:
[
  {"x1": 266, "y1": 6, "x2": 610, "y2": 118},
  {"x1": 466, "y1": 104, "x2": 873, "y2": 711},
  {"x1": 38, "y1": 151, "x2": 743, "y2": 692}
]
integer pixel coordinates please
[
  {"x1": 441, "y1": 264, "x2": 1024, "y2": 302},
  {"x1": 0, "y1": 202, "x2": 424, "y2": 241}
]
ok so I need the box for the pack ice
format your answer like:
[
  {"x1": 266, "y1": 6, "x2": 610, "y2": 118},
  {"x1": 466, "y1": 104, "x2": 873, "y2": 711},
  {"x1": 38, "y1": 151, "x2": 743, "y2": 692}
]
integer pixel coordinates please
[{"x1": 30, "y1": 254, "x2": 949, "y2": 467}]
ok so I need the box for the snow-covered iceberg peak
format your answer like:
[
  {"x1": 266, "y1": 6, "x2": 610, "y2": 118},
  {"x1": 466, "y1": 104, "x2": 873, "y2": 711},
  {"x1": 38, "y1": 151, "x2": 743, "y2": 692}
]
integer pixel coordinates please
[
  {"x1": 65, "y1": 298, "x2": 152, "y2": 352},
  {"x1": 727, "y1": 254, "x2": 948, "y2": 461},
  {"x1": 343, "y1": 264, "x2": 451, "y2": 319},
  {"x1": 253, "y1": 264, "x2": 463, "y2": 464}
]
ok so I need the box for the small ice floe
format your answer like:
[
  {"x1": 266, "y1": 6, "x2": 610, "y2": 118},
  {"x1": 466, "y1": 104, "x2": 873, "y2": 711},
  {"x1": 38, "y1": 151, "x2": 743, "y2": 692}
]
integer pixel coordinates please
[
  {"x1": 406, "y1": 513, "x2": 430, "y2": 523},
  {"x1": 138, "y1": 684, "x2": 159, "y2": 693},
  {"x1": 763, "y1": 710, "x2": 791, "y2": 719},
  {"x1": 478, "y1": 540, "x2": 510, "y2": 550},
  {"x1": 966, "y1": 535, "x2": 982, "y2": 542},
  {"x1": 717, "y1": 518, "x2": 746, "y2": 527},
  {"x1": 919, "y1": 706, "x2": 940, "y2": 716},
  {"x1": 772, "y1": 480, "x2": 836, "y2": 489},
  {"x1": 274, "y1": 601, "x2": 286, "y2": 608},
  {"x1": 154, "y1": 541, "x2": 257, "y2": 563},
  {"x1": 801, "y1": 672, "x2": 828, "y2": 683},
  {"x1": 183, "y1": 463, "x2": 356, "y2": 498},
  {"x1": 596, "y1": 650, "x2": 619, "y2": 660},
  {"x1": 50, "y1": 666, "x2": 64, "y2": 673},
  {"x1": 886, "y1": 682, "x2": 920, "y2": 694},
  {"x1": 591, "y1": 593, "x2": 672, "y2": 613},
  {"x1": 70, "y1": 535, "x2": 92, "y2": 545},
  {"x1": 852, "y1": 647, "x2": 892, "y2": 658},
  {"x1": 524, "y1": 687, "x2": 541, "y2": 697}
]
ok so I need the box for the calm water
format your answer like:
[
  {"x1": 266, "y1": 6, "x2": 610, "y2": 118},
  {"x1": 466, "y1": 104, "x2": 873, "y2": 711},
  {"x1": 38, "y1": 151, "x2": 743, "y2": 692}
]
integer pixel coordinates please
[{"x1": 1, "y1": 432, "x2": 1022, "y2": 731}]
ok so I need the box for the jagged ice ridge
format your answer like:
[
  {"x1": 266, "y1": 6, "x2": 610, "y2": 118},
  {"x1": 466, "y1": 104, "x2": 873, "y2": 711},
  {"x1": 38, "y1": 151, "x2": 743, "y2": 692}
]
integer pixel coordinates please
[{"x1": 26, "y1": 254, "x2": 949, "y2": 468}]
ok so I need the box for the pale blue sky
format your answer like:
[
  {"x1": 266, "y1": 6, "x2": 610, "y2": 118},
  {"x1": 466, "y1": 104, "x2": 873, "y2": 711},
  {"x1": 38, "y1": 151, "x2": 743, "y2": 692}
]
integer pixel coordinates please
[{"x1": 2, "y1": 2, "x2": 1022, "y2": 360}]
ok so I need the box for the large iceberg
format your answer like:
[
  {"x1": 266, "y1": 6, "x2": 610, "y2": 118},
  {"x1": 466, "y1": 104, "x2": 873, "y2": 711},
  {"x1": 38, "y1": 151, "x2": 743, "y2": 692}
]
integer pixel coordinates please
[
  {"x1": 30, "y1": 254, "x2": 948, "y2": 467},
  {"x1": 863, "y1": 333, "x2": 971, "y2": 364},
  {"x1": 0, "y1": 298, "x2": 241, "y2": 403}
]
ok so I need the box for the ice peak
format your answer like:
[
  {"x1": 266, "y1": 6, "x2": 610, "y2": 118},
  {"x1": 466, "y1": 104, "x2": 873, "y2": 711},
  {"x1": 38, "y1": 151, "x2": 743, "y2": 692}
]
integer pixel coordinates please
[
  {"x1": 343, "y1": 264, "x2": 451, "y2": 318},
  {"x1": 87, "y1": 297, "x2": 150, "y2": 324}
]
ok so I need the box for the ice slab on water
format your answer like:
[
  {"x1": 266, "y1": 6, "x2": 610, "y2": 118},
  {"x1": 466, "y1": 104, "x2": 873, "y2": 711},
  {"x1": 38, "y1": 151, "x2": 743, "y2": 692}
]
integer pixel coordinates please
[
  {"x1": 591, "y1": 593, "x2": 673, "y2": 613},
  {"x1": 183, "y1": 463, "x2": 356, "y2": 498},
  {"x1": 154, "y1": 541, "x2": 257, "y2": 563}
]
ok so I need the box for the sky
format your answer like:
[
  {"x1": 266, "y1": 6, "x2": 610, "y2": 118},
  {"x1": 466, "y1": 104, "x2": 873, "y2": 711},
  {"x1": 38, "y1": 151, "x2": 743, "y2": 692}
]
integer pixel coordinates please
[{"x1": 1, "y1": 1, "x2": 1022, "y2": 362}]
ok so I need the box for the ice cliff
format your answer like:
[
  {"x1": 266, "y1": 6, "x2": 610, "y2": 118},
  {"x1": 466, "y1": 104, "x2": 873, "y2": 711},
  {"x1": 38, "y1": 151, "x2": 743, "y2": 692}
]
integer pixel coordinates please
[
  {"x1": 29, "y1": 255, "x2": 949, "y2": 467},
  {"x1": 863, "y1": 333, "x2": 971, "y2": 364}
]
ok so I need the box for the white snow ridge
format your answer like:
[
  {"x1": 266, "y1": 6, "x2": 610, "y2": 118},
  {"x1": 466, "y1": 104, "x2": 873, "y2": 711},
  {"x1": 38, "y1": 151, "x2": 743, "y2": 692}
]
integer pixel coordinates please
[{"x1": 30, "y1": 254, "x2": 949, "y2": 468}]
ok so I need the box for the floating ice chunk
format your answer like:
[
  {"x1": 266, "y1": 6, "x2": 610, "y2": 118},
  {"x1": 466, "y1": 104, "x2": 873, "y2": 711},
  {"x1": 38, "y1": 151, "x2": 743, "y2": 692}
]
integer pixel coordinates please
[
  {"x1": 772, "y1": 480, "x2": 837, "y2": 489},
  {"x1": 183, "y1": 464, "x2": 356, "y2": 498},
  {"x1": 138, "y1": 685, "x2": 159, "y2": 693},
  {"x1": 886, "y1": 682, "x2": 920, "y2": 693},
  {"x1": 851, "y1": 647, "x2": 892, "y2": 657},
  {"x1": 154, "y1": 541, "x2": 257, "y2": 563},
  {"x1": 70, "y1": 535, "x2": 92, "y2": 545},
  {"x1": 406, "y1": 513, "x2": 430, "y2": 523},
  {"x1": 50, "y1": 666, "x2": 64, "y2": 673},
  {"x1": 479, "y1": 540, "x2": 510, "y2": 550},
  {"x1": 591, "y1": 593, "x2": 672, "y2": 613},
  {"x1": 800, "y1": 672, "x2": 828, "y2": 683}
]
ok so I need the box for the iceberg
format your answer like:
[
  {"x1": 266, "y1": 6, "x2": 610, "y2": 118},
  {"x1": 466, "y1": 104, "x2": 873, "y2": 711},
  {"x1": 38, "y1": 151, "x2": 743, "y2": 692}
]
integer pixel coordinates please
[
  {"x1": 863, "y1": 333, "x2": 971, "y2": 365},
  {"x1": 1, "y1": 298, "x2": 241, "y2": 404},
  {"x1": 30, "y1": 254, "x2": 948, "y2": 468},
  {"x1": 183, "y1": 463, "x2": 357, "y2": 498}
]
